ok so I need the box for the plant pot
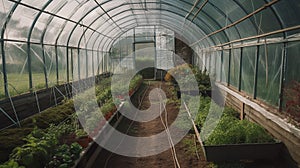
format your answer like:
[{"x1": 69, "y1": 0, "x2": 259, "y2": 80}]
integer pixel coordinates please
[
  {"x1": 203, "y1": 142, "x2": 283, "y2": 162},
  {"x1": 76, "y1": 136, "x2": 91, "y2": 148},
  {"x1": 104, "y1": 112, "x2": 113, "y2": 120},
  {"x1": 129, "y1": 90, "x2": 134, "y2": 96},
  {"x1": 87, "y1": 136, "x2": 93, "y2": 143},
  {"x1": 60, "y1": 133, "x2": 77, "y2": 145}
]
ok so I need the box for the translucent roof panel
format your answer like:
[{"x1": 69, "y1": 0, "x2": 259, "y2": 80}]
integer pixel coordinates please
[
  {"x1": 0, "y1": 0, "x2": 299, "y2": 53},
  {"x1": 6, "y1": 5, "x2": 38, "y2": 41},
  {"x1": 0, "y1": 1, "x2": 14, "y2": 30}
]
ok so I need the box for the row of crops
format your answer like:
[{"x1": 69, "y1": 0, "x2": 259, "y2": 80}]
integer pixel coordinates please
[{"x1": 0, "y1": 74, "x2": 143, "y2": 168}]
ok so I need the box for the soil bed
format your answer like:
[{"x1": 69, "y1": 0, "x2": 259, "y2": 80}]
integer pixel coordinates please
[{"x1": 91, "y1": 81, "x2": 209, "y2": 168}]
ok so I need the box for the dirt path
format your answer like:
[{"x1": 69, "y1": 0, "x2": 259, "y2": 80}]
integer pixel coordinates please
[{"x1": 91, "y1": 81, "x2": 209, "y2": 168}]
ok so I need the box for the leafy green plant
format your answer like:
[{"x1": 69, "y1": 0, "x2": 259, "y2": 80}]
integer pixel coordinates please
[
  {"x1": 47, "y1": 143, "x2": 82, "y2": 168},
  {"x1": 96, "y1": 88, "x2": 112, "y2": 105},
  {"x1": 75, "y1": 129, "x2": 87, "y2": 137},
  {"x1": 85, "y1": 118, "x2": 98, "y2": 133},
  {"x1": 205, "y1": 115, "x2": 274, "y2": 145},
  {"x1": 20, "y1": 99, "x2": 75, "y2": 129},
  {"x1": 100, "y1": 99, "x2": 116, "y2": 116},
  {"x1": 182, "y1": 138, "x2": 201, "y2": 157},
  {"x1": 10, "y1": 128, "x2": 53, "y2": 167},
  {"x1": 193, "y1": 67, "x2": 211, "y2": 93},
  {"x1": 8, "y1": 120, "x2": 78, "y2": 168},
  {"x1": 0, "y1": 160, "x2": 24, "y2": 168},
  {"x1": 190, "y1": 97, "x2": 275, "y2": 146}
]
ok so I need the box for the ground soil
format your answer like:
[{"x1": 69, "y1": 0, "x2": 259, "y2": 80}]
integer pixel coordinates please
[
  {"x1": 91, "y1": 81, "x2": 210, "y2": 168},
  {"x1": 91, "y1": 81, "x2": 282, "y2": 168}
]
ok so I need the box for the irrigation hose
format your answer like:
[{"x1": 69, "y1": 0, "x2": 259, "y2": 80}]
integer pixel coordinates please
[{"x1": 159, "y1": 83, "x2": 181, "y2": 168}]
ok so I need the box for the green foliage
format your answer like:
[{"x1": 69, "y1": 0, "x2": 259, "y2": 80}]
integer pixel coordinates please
[
  {"x1": 111, "y1": 74, "x2": 143, "y2": 96},
  {"x1": 182, "y1": 138, "x2": 201, "y2": 156},
  {"x1": 9, "y1": 121, "x2": 77, "y2": 168},
  {"x1": 21, "y1": 99, "x2": 75, "y2": 129},
  {"x1": 96, "y1": 88, "x2": 112, "y2": 105},
  {"x1": 75, "y1": 129, "x2": 87, "y2": 137},
  {"x1": 129, "y1": 75, "x2": 143, "y2": 91},
  {"x1": 0, "y1": 160, "x2": 24, "y2": 168},
  {"x1": 190, "y1": 97, "x2": 275, "y2": 145},
  {"x1": 46, "y1": 143, "x2": 82, "y2": 168},
  {"x1": 0, "y1": 128, "x2": 33, "y2": 163},
  {"x1": 85, "y1": 111, "x2": 102, "y2": 132},
  {"x1": 192, "y1": 66, "x2": 211, "y2": 93},
  {"x1": 100, "y1": 99, "x2": 116, "y2": 115},
  {"x1": 0, "y1": 99, "x2": 75, "y2": 163},
  {"x1": 205, "y1": 113, "x2": 274, "y2": 145}
]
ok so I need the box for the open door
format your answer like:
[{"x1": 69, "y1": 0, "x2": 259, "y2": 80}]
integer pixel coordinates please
[{"x1": 134, "y1": 42, "x2": 156, "y2": 79}]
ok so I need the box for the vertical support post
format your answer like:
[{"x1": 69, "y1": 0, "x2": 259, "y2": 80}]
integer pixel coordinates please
[
  {"x1": 66, "y1": 47, "x2": 70, "y2": 82},
  {"x1": 92, "y1": 50, "x2": 95, "y2": 77},
  {"x1": 240, "y1": 102, "x2": 245, "y2": 120},
  {"x1": 154, "y1": 26, "x2": 157, "y2": 80},
  {"x1": 27, "y1": 43, "x2": 33, "y2": 93},
  {"x1": 279, "y1": 43, "x2": 287, "y2": 111},
  {"x1": 213, "y1": 51, "x2": 218, "y2": 81},
  {"x1": 133, "y1": 28, "x2": 136, "y2": 70},
  {"x1": 77, "y1": 48, "x2": 81, "y2": 80},
  {"x1": 86, "y1": 49, "x2": 88, "y2": 79},
  {"x1": 253, "y1": 45, "x2": 260, "y2": 99},
  {"x1": 119, "y1": 38, "x2": 122, "y2": 66},
  {"x1": 238, "y1": 47, "x2": 243, "y2": 91},
  {"x1": 96, "y1": 51, "x2": 99, "y2": 75},
  {"x1": 1, "y1": 0, "x2": 21, "y2": 97},
  {"x1": 1, "y1": 40, "x2": 8, "y2": 97},
  {"x1": 227, "y1": 48, "x2": 232, "y2": 86},
  {"x1": 104, "y1": 53, "x2": 106, "y2": 73},
  {"x1": 55, "y1": 46, "x2": 59, "y2": 85},
  {"x1": 220, "y1": 50, "x2": 223, "y2": 83},
  {"x1": 41, "y1": 44, "x2": 49, "y2": 88},
  {"x1": 27, "y1": 0, "x2": 53, "y2": 92},
  {"x1": 70, "y1": 48, "x2": 74, "y2": 81}
]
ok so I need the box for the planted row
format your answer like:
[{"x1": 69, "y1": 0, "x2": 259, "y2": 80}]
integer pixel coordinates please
[
  {"x1": 0, "y1": 99, "x2": 75, "y2": 163},
  {"x1": 1, "y1": 117, "x2": 84, "y2": 168},
  {"x1": 0, "y1": 76, "x2": 113, "y2": 164},
  {"x1": 188, "y1": 97, "x2": 275, "y2": 145},
  {"x1": 76, "y1": 74, "x2": 143, "y2": 137},
  {"x1": 164, "y1": 64, "x2": 211, "y2": 93}
]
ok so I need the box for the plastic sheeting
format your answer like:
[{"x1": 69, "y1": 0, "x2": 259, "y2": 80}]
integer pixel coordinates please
[{"x1": 0, "y1": 0, "x2": 298, "y2": 111}]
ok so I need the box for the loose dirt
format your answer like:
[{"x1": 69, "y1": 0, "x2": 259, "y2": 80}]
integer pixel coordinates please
[{"x1": 91, "y1": 81, "x2": 209, "y2": 168}]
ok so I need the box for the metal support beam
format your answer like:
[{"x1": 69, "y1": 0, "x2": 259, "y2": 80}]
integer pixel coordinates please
[
  {"x1": 41, "y1": 43, "x2": 49, "y2": 88},
  {"x1": 279, "y1": 42, "x2": 287, "y2": 111},
  {"x1": 253, "y1": 45, "x2": 260, "y2": 99},
  {"x1": 55, "y1": 46, "x2": 59, "y2": 85},
  {"x1": 238, "y1": 48, "x2": 243, "y2": 91},
  {"x1": 191, "y1": 0, "x2": 280, "y2": 46},
  {"x1": 220, "y1": 50, "x2": 223, "y2": 82},
  {"x1": 0, "y1": 0, "x2": 21, "y2": 97},
  {"x1": 154, "y1": 26, "x2": 157, "y2": 80},
  {"x1": 77, "y1": 49, "x2": 81, "y2": 80},
  {"x1": 227, "y1": 48, "x2": 232, "y2": 86},
  {"x1": 27, "y1": 0, "x2": 53, "y2": 92}
]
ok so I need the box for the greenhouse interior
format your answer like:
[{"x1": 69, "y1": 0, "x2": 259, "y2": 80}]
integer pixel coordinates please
[{"x1": 0, "y1": 0, "x2": 300, "y2": 167}]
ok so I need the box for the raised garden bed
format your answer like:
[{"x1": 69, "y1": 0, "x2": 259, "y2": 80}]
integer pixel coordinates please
[
  {"x1": 0, "y1": 76, "x2": 113, "y2": 167},
  {"x1": 204, "y1": 142, "x2": 283, "y2": 162},
  {"x1": 73, "y1": 79, "x2": 143, "y2": 168},
  {"x1": 187, "y1": 96, "x2": 283, "y2": 163}
]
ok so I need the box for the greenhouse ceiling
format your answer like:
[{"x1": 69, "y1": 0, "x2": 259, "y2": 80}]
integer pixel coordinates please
[{"x1": 1, "y1": 0, "x2": 300, "y2": 52}]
